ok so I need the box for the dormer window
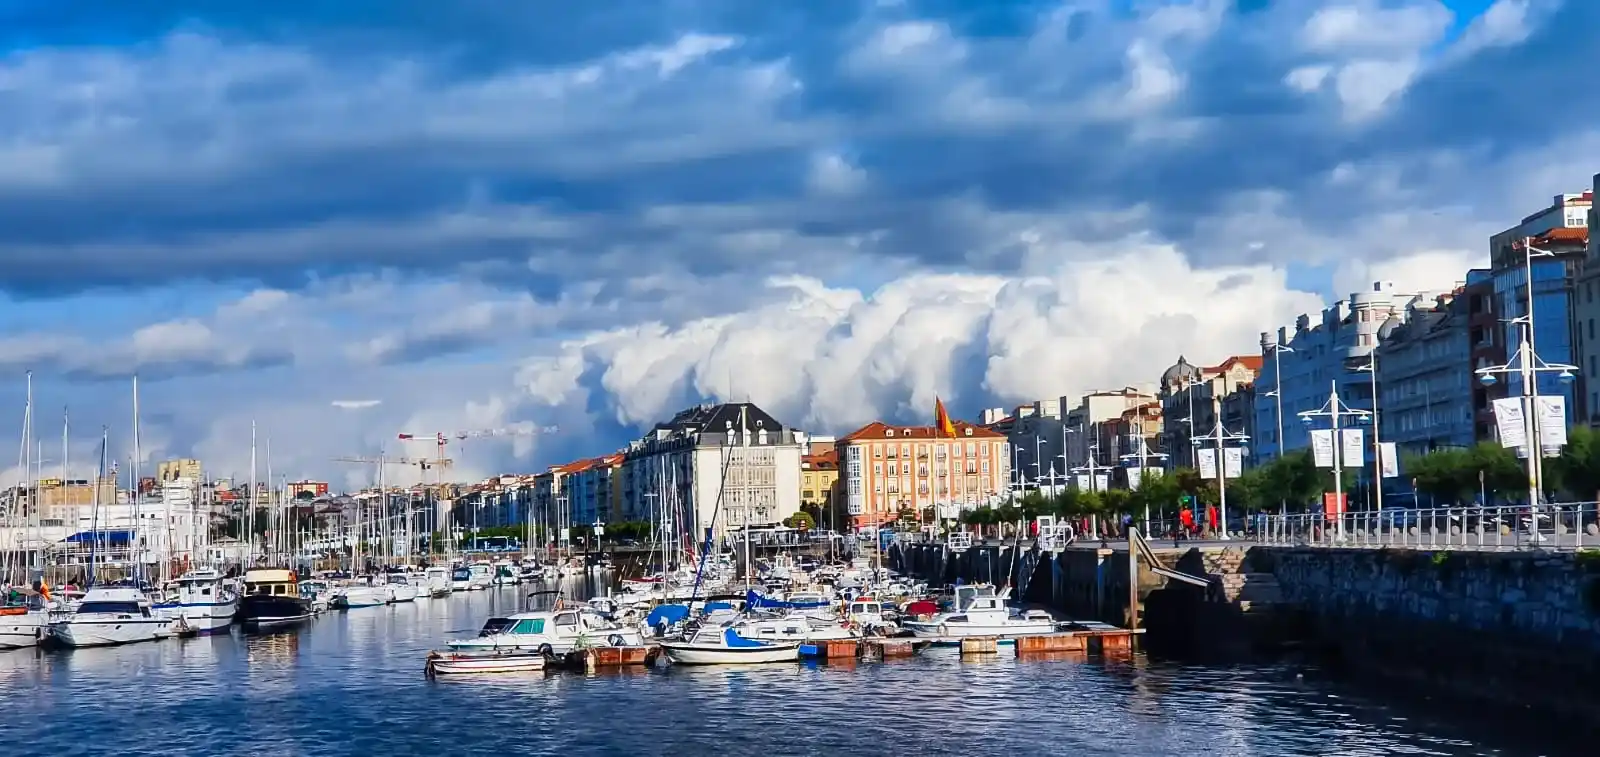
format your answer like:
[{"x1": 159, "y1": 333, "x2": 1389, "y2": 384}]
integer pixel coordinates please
[{"x1": 885, "y1": 429, "x2": 895, "y2": 437}]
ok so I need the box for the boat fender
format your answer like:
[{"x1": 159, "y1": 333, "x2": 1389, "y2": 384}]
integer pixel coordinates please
[
  {"x1": 537, "y1": 643, "x2": 554, "y2": 658},
  {"x1": 607, "y1": 634, "x2": 625, "y2": 647},
  {"x1": 938, "y1": 623, "x2": 949, "y2": 637}
]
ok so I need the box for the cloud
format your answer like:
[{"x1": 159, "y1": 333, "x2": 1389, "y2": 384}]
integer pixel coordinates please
[{"x1": 0, "y1": 0, "x2": 1595, "y2": 489}]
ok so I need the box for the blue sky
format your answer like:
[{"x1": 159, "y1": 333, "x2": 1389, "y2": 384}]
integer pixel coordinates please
[{"x1": 0, "y1": 0, "x2": 1594, "y2": 489}]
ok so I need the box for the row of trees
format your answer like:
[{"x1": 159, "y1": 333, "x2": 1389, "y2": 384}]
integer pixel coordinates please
[{"x1": 943, "y1": 426, "x2": 1600, "y2": 527}]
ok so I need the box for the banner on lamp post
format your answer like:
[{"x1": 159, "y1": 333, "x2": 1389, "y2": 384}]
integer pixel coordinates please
[
  {"x1": 1378, "y1": 441, "x2": 1399, "y2": 478},
  {"x1": 1310, "y1": 429, "x2": 1335, "y2": 468},
  {"x1": 1074, "y1": 474, "x2": 1090, "y2": 490},
  {"x1": 1222, "y1": 447, "x2": 1243, "y2": 479},
  {"x1": 1197, "y1": 448, "x2": 1218, "y2": 480},
  {"x1": 1127, "y1": 467, "x2": 1144, "y2": 490},
  {"x1": 1538, "y1": 395, "x2": 1567, "y2": 456},
  {"x1": 1492, "y1": 397, "x2": 1527, "y2": 449},
  {"x1": 1094, "y1": 473, "x2": 1110, "y2": 491},
  {"x1": 1340, "y1": 429, "x2": 1364, "y2": 466}
]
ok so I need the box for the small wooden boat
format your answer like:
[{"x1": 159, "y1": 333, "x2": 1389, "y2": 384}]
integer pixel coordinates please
[{"x1": 424, "y1": 648, "x2": 548, "y2": 677}]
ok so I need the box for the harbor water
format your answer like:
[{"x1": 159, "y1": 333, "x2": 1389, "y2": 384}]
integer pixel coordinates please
[{"x1": 0, "y1": 581, "x2": 1573, "y2": 757}]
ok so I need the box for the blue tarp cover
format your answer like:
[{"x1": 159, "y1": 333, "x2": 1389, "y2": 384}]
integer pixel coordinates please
[
  {"x1": 745, "y1": 590, "x2": 829, "y2": 610},
  {"x1": 646, "y1": 604, "x2": 691, "y2": 627},
  {"x1": 64, "y1": 529, "x2": 135, "y2": 546},
  {"x1": 723, "y1": 628, "x2": 766, "y2": 648}
]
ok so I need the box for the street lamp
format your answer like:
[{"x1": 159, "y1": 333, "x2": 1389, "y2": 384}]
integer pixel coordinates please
[
  {"x1": 1352, "y1": 355, "x2": 1385, "y2": 512},
  {"x1": 1190, "y1": 419, "x2": 1248, "y2": 540},
  {"x1": 1119, "y1": 421, "x2": 1169, "y2": 533},
  {"x1": 1476, "y1": 312, "x2": 1576, "y2": 515},
  {"x1": 1264, "y1": 340, "x2": 1295, "y2": 514},
  {"x1": 1298, "y1": 380, "x2": 1372, "y2": 539}
]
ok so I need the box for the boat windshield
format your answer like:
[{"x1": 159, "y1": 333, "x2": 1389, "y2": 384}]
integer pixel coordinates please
[
  {"x1": 76, "y1": 601, "x2": 143, "y2": 615},
  {"x1": 452, "y1": 569, "x2": 472, "y2": 581},
  {"x1": 478, "y1": 618, "x2": 515, "y2": 637}
]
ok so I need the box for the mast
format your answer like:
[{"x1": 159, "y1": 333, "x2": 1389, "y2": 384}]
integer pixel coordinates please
[
  {"x1": 249, "y1": 420, "x2": 257, "y2": 565},
  {"x1": 131, "y1": 375, "x2": 142, "y2": 583},
  {"x1": 89, "y1": 428, "x2": 106, "y2": 586},
  {"x1": 740, "y1": 405, "x2": 752, "y2": 596},
  {"x1": 265, "y1": 435, "x2": 275, "y2": 563},
  {"x1": 24, "y1": 372, "x2": 34, "y2": 579}
]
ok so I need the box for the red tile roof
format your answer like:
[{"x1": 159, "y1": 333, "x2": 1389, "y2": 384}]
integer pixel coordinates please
[{"x1": 838, "y1": 420, "x2": 1005, "y2": 442}]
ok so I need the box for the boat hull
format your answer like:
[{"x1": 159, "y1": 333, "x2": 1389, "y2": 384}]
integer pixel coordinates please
[
  {"x1": 0, "y1": 611, "x2": 47, "y2": 649},
  {"x1": 660, "y1": 642, "x2": 801, "y2": 665},
  {"x1": 237, "y1": 595, "x2": 314, "y2": 630},
  {"x1": 903, "y1": 620, "x2": 1056, "y2": 640},
  {"x1": 155, "y1": 601, "x2": 239, "y2": 634},
  {"x1": 49, "y1": 618, "x2": 170, "y2": 647},
  {"x1": 425, "y1": 650, "x2": 547, "y2": 676},
  {"x1": 446, "y1": 627, "x2": 646, "y2": 655}
]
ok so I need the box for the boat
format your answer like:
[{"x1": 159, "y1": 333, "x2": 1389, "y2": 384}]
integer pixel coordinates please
[
  {"x1": 237, "y1": 568, "x2": 314, "y2": 630},
  {"x1": 423, "y1": 566, "x2": 452, "y2": 598},
  {"x1": 47, "y1": 586, "x2": 172, "y2": 647},
  {"x1": 425, "y1": 648, "x2": 548, "y2": 677},
  {"x1": 298, "y1": 579, "x2": 334, "y2": 613},
  {"x1": 384, "y1": 574, "x2": 419, "y2": 603},
  {"x1": 659, "y1": 621, "x2": 802, "y2": 665},
  {"x1": 0, "y1": 595, "x2": 49, "y2": 650},
  {"x1": 466, "y1": 562, "x2": 494, "y2": 591},
  {"x1": 446, "y1": 608, "x2": 646, "y2": 655},
  {"x1": 491, "y1": 560, "x2": 520, "y2": 586},
  {"x1": 332, "y1": 580, "x2": 390, "y2": 609},
  {"x1": 154, "y1": 568, "x2": 239, "y2": 634},
  {"x1": 901, "y1": 585, "x2": 1057, "y2": 642},
  {"x1": 449, "y1": 566, "x2": 473, "y2": 592}
]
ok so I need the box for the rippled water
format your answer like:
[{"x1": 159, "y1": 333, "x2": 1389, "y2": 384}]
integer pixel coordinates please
[{"x1": 0, "y1": 584, "x2": 1568, "y2": 757}]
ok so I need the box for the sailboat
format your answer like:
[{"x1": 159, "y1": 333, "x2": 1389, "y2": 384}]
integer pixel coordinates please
[{"x1": 2, "y1": 373, "x2": 48, "y2": 650}]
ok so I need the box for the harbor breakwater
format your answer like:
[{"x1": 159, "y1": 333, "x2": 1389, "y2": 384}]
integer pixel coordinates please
[{"x1": 891, "y1": 540, "x2": 1600, "y2": 727}]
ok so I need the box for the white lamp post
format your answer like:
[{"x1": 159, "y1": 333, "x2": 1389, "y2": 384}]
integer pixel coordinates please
[
  {"x1": 1353, "y1": 355, "x2": 1384, "y2": 512},
  {"x1": 1475, "y1": 312, "x2": 1576, "y2": 517},
  {"x1": 1190, "y1": 419, "x2": 1248, "y2": 540},
  {"x1": 1298, "y1": 380, "x2": 1371, "y2": 539}
]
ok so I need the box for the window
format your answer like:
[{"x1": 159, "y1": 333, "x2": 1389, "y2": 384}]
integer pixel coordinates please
[{"x1": 511, "y1": 618, "x2": 547, "y2": 634}]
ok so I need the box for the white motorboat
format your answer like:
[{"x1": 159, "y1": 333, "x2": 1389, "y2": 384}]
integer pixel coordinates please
[
  {"x1": 901, "y1": 585, "x2": 1057, "y2": 642},
  {"x1": 466, "y1": 562, "x2": 494, "y2": 591},
  {"x1": 446, "y1": 608, "x2": 646, "y2": 655},
  {"x1": 155, "y1": 568, "x2": 239, "y2": 634},
  {"x1": 299, "y1": 580, "x2": 334, "y2": 613},
  {"x1": 660, "y1": 622, "x2": 801, "y2": 665},
  {"x1": 333, "y1": 581, "x2": 390, "y2": 609},
  {"x1": 47, "y1": 586, "x2": 172, "y2": 647},
  {"x1": 731, "y1": 612, "x2": 857, "y2": 643},
  {"x1": 491, "y1": 560, "x2": 520, "y2": 586},
  {"x1": 424, "y1": 566, "x2": 453, "y2": 598},
  {"x1": 449, "y1": 566, "x2": 473, "y2": 592},
  {"x1": 425, "y1": 648, "x2": 547, "y2": 676},
  {"x1": 0, "y1": 595, "x2": 49, "y2": 650},
  {"x1": 385, "y1": 574, "x2": 419, "y2": 603}
]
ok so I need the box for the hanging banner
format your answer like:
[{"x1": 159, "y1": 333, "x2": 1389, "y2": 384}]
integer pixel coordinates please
[
  {"x1": 1340, "y1": 429, "x2": 1364, "y2": 467},
  {"x1": 1197, "y1": 448, "x2": 1218, "y2": 480},
  {"x1": 1310, "y1": 429, "x2": 1335, "y2": 468},
  {"x1": 1538, "y1": 395, "x2": 1567, "y2": 453},
  {"x1": 1222, "y1": 447, "x2": 1243, "y2": 479},
  {"x1": 1094, "y1": 474, "x2": 1110, "y2": 491},
  {"x1": 1378, "y1": 441, "x2": 1399, "y2": 478},
  {"x1": 1127, "y1": 467, "x2": 1145, "y2": 490},
  {"x1": 1322, "y1": 492, "x2": 1346, "y2": 522},
  {"x1": 1074, "y1": 474, "x2": 1090, "y2": 490},
  {"x1": 1492, "y1": 397, "x2": 1527, "y2": 449}
]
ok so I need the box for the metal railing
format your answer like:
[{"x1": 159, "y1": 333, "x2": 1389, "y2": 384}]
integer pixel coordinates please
[{"x1": 1254, "y1": 502, "x2": 1599, "y2": 551}]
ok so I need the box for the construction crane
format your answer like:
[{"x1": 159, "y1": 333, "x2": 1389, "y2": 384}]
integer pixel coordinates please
[
  {"x1": 396, "y1": 425, "x2": 558, "y2": 471},
  {"x1": 332, "y1": 455, "x2": 453, "y2": 469}
]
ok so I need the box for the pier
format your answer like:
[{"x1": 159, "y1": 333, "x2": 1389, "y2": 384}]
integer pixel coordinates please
[{"x1": 891, "y1": 517, "x2": 1600, "y2": 733}]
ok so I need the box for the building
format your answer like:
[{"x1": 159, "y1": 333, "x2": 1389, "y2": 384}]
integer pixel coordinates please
[
  {"x1": 1061, "y1": 388, "x2": 1154, "y2": 478},
  {"x1": 156, "y1": 458, "x2": 202, "y2": 483},
  {"x1": 30, "y1": 478, "x2": 118, "y2": 522},
  {"x1": 1106, "y1": 402, "x2": 1164, "y2": 470},
  {"x1": 565, "y1": 454, "x2": 624, "y2": 527},
  {"x1": 1159, "y1": 356, "x2": 1261, "y2": 469},
  {"x1": 1488, "y1": 192, "x2": 1590, "y2": 430},
  {"x1": 615, "y1": 402, "x2": 803, "y2": 543},
  {"x1": 1465, "y1": 270, "x2": 1504, "y2": 440},
  {"x1": 799, "y1": 448, "x2": 841, "y2": 528},
  {"x1": 1373, "y1": 285, "x2": 1477, "y2": 457},
  {"x1": 987, "y1": 398, "x2": 1068, "y2": 488},
  {"x1": 1253, "y1": 282, "x2": 1432, "y2": 464},
  {"x1": 1570, "y1": 176, "x2": 1600, "y2": 424},
  {"x1": 837, "y1": 421, "x2": 1009, "y2": 528},
  {"x1": 288, "y1": 480, "x2": 330, "y2": 499}
]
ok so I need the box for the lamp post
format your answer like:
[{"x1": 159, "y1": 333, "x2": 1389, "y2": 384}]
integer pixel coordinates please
[
  {"x1": 1353, "y1": 354, "x2": 1384, "y2": 512},
  {"x1": 1120, "y1": 417, "x2": 1169, "y2": 534},
  {"x1": 1190, "y1": 408, "x2": 1248, "y2": 541},
  {"x1": 1475, "y1": 306, "x2": 1577, "y2": 519},
  {"x1": 1265, "y1": 341, "x2": 1295, "y2": 514},
  {"x1": 1298, "y1": 380, "x2": 1371, "y2": 539}
]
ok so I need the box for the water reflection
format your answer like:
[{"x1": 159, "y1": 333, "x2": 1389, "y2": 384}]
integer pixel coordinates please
[{"x1": 0, "y1": 585, "x2": 1577, "y2": 757}]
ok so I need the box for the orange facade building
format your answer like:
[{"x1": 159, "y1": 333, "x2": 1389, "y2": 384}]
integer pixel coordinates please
[{"x1": 837, "y1": 421, "x2": 1010, "y2": 529}]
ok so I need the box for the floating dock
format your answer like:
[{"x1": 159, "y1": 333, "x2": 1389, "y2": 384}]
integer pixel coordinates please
[{"x1": 921, "y1": 628, "x2": 1142, "y2": 656}]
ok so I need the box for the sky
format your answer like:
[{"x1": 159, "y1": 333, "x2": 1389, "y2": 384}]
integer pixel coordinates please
[{"x1": 0, "y1": 0, "x2": 1596, "y2": 491}]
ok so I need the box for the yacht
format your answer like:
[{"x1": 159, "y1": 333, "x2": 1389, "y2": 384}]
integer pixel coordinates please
[
  {"x1": 156, "y1": 568, "x2": 239, "y2": 634},
  {"x1": 446, "y1": 608, "x2": 646, "y2": 655},
  {"x1": 237, "y1": 568, "x2": 314, "y2": 630},
  {"x1": 0, "y1": 595, "x2": 49, "y2": 650},
  {"x1": 298, "y1": 579, "x2": 334, "y2": 613},
  {"x1": 901, "y1": 585, "x2": 1057, "y2": 643},
  {"x1": 466, "y1": 561, "x2": 494, "y2": 591},
  {"x1": 332, "y1": 580, "x2": 390, "y2": 609},
  {"x1": 47, "y1": 586, "x2": 172, "y2": 647},
  {"x1": 449, "y1": 566, "x2": 473, "y2": 592},
  {"x1": 423, "y1": 566, "x2": 452, "y2": 598},
  {"x1": 384, "y1": 574, "x2": 419, "y2": 603},
  {"x1": 659, "y1": 619, "x2": 801, "y2": 665},
  {"x1": 491, "y1": 559, "x2": 520, "y2": 586}
]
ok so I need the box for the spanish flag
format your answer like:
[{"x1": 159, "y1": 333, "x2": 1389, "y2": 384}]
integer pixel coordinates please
[{"x1": 934, "y1": 396, "x2": 957, "y2": 438}]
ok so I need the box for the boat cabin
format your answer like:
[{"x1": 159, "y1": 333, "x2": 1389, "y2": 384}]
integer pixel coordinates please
[{"x1": 242, "y1": 569, "x2": 299, "y2": 598}]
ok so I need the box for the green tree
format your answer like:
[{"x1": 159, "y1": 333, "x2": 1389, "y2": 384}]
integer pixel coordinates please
[
  {"x1": 1551, "y1": 426, "x2": 1600, "y2": 500},
  {"x1": 783, "y1": 511, "x2": 815, "y2": 530}
]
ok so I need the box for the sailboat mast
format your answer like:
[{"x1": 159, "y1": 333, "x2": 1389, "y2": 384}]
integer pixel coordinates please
[
  {"x1": 23, "y1": 372, "x2": 34, "y2": 577},
  {"x1": 249, "y1": 420, "x2": 257, "y2": 565},
  {"x1": 741, "y1": 405, "x2": 751, "y2": 596},
  {"x1": 131, "y1": 375, "x2": 143, "y2": 583},
  {"x1": 265, "y1": 435, "x2": 274, "y2": 562}
]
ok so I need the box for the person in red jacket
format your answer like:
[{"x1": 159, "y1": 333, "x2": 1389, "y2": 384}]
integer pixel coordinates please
[{"x1": 1206, "y1": 505, "x2": 1219, "y2": 535}]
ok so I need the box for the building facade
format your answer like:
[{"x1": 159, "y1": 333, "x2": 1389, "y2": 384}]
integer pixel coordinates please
[
  {"x1": 1061, "y1": 388, "x2": 1154, "y2": 477},
  {"x1": 1373, "y1": 288, "x2": 1476, "y2": 458},
  {"x1": 799, "y1": 448, "x2": 841, "y2": 527},
  {"x1": 1253, "y1": 282, "x2": 1433, "y2": 464},
  {"x1": 838, "y1": 421, "x2": 1009, "y2": 528},
  {"x1": 1488, "y1": 192, "x2": 1590, "y2": 430},
  {"x1": 1570, "y1": 177, "x2": 1600, "y2": 424},
  {"x1": 1159, "y1": 356, "x2": 1260, "y2": 470}
]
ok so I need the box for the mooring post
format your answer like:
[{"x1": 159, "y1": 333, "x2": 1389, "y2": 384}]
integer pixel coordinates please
[{"x1": 1128, "y1": 528, "x2": 1140, "y2": 631}]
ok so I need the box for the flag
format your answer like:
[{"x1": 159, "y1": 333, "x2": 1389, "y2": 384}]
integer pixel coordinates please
[
  {"x1": 38, "y1": 578, "x2": 51, "y2": 603},
  {"x1": 934, "y1": 396, "x2": 957, "y2": 438}
]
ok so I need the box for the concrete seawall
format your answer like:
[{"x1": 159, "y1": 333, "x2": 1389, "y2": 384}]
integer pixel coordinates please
[{"x1": 893, "y1": 540, "x2": 1600, "y2": 726}]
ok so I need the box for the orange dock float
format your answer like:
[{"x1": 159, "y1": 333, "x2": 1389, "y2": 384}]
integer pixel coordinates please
[{"x1": 579, "y1": 645, "x2": 660, "y2": 671}]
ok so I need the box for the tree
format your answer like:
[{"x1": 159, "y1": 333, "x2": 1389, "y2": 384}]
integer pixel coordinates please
[
  {"x1": 783, "y1": 511, "x2": 815, "y2": 530},
  {"x1": 1551, "y1": 426, "x2": 1600, "y2": 500},
  {"x1": 1405, "y1": 443, "x2": 1527, "y2": 505}
]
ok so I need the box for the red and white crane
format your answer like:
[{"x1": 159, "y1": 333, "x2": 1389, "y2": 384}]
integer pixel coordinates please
[{"x1": 395, "y1": 425, "x2": 559, "y2": 476}]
